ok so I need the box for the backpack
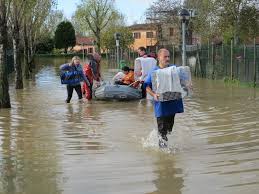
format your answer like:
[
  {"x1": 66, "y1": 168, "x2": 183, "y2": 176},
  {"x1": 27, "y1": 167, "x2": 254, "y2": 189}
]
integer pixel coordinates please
[{"x1": 60, "y1": 65, "x2": 83, "y2": 85}]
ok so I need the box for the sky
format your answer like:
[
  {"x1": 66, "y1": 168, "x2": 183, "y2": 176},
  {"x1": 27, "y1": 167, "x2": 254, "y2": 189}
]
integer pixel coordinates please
[{"x1": 56, "y1": 0, "x2": 154, "y2": 25}]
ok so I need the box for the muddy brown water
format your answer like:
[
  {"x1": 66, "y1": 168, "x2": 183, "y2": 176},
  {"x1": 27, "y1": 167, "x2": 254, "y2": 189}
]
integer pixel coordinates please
[{"x1": 0, "y1": 57, "x2": 258, "y2": 194}]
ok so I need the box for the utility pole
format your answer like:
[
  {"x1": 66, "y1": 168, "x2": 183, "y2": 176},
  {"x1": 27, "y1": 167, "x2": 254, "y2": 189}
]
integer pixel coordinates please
[
  {"x1": 114, "y1": 33, "x2": 121, "y2": 69},
  {"x1": 179, "y1": 9, "x2": 190, "y2": 66}
]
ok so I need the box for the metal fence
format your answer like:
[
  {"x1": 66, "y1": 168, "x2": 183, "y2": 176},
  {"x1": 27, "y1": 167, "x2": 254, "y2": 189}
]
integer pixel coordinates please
[
  {"x1": 185, "y1": 43, "x2": 259, "y2": 85},
  {"x1": 104, "y1": 43, "x2": 259, "y2": 86},
  {"x1": 104, "y1": 48, "x2": 138, "y2": 69}
]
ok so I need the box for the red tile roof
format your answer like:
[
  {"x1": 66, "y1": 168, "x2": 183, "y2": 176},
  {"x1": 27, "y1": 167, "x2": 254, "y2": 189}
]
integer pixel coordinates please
[
  {"x1": 129, "y1": 23, "x2": 157, "y2": 30},
  {"x1": 76, "y1": 36, "x2": 95, "y2": 45}
]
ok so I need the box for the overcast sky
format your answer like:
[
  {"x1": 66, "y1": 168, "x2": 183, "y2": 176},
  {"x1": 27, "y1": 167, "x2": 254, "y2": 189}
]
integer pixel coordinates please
[{"x1": 56, "y1": 0, "x2": 154, "y2": 25}]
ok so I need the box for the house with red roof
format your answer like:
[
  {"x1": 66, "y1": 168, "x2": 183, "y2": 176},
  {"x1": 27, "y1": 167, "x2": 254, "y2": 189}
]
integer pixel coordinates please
[{"x1": 72, "y1": 36, "x2": 96, "y2": 54}]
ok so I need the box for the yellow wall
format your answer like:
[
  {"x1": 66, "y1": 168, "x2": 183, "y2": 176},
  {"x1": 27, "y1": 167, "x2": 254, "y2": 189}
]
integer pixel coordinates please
[{"x1": 131, "y1": 30, "x2": 157, "y2": 51}]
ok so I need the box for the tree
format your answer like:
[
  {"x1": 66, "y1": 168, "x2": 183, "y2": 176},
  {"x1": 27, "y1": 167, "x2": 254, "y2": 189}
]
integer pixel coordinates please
[
  {"x1": 146, "y1": 0, "x2": 181, "y2": 22},
  {"x1": 184, "y1": 0, "x2": 259, "y2": 44},
  {"x1": 74, "y1": 0, "x2": 118, "y2": 52},
  {"x1": 41, "y1": 9, "x2": 64, "y2": 38},
  {"x1": 101, "y1": 26, "x2": 134, "y2": 50},
  {"x1": 239, "y1": 5, "x2": 259, "y2": 41},
  {"x1": 71, "y1": 14, "x2": 86, "y2": 36},
  {"x1": 35, "y1": 36, "x2": 54, "y2": 54},
  {"x1": 23, "y1": 0, "x2": 55, "y2": 78},
  {"x1": 145, "y1": 0, "x2": 182, "y2": 45},
  {"x1": 215, "y1": 0, "x2": 259, "y2": 44},
  {"x1": 216, "y1": 0, "x2": 243, "y2": 44},
  {"x1": 9, "y1": 0, "x2": 28, "y2": 89},
  {"x1": 0, "y1": 0, "x2": 11, "y2": 108},
  {"x1": 184, "y1": 0, "x2": 220, "y2": 42},
  {"x1": 54, "y1": 21, "x2": 76, "y2": 53},
  {"x1": 100, "y1": 13, "x2": 133, "y2": 50}
]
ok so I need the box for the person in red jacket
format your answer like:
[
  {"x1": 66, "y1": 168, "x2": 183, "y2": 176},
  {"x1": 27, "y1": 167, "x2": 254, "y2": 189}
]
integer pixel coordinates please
[
  {"x1": 82, "y1": 54, "x2": 94, "y2": 100},
  {"x1": 82, "y1": 53, "x2": 102, "y2": 100}
]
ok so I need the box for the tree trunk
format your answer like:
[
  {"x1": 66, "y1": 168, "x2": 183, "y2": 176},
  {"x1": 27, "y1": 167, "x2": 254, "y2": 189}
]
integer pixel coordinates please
[
  {"x1": 253, "y1": 37, "x2": 256, "y2": 87},
  {"x1": 30, "y1": 32, "x2": 38, "y2": 70},
  {"x1": 28, "y1": 31, "x2": 35, "y2": 70},
  {"x1": 96, "y1": 37, "x2": 101, "y2": 53},
  {"x1": 0, "y1": 0, "x2": 11, "y2": 108},
  {"x1": 13, "y1": 18, "x2": 23, "y2": 89},
  {"x1": 23, "y1": 20, "x2": 30, "y2": 79},
  {"x1": 96, "y1": 28, "x2": 101, "y2": 53}
]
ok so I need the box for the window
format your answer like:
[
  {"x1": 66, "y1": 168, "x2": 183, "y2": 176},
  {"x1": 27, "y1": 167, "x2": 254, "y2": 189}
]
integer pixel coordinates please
[
  {"x1": 133, "y1": 32, "x2": 141, "y2": 39},
  {"x1": 169, "y1": 28, "x2": 174, "y2": 36},
  {"x1": 88, "y1": 47, "x2": 93, "y2": 53},
  {"x1": 146, "y1": 32, "x2": 153, "y2": 38}
]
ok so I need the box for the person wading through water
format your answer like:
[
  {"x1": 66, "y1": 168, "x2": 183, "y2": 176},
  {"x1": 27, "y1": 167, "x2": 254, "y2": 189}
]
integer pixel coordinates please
[
  {"x1": 144, "y1": 49, "x2": 184, "y2": 148},
  {"x1": 60, "y1": 56, "x2": 90, "y2": 103}
]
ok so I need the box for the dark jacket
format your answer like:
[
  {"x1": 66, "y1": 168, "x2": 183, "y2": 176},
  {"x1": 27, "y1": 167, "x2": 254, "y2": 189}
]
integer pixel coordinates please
[{"x1": 60, "y1": 64, "x2": 90, "y2": 86}]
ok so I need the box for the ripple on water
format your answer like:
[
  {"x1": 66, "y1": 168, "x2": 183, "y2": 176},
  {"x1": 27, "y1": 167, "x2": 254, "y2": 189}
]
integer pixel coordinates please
[
  {"x1": 1, "y1": 66, "x2": 259, "y2": 194},
  {"x1": 176, "y1": 82, "x2": 259, "y2": 193}
]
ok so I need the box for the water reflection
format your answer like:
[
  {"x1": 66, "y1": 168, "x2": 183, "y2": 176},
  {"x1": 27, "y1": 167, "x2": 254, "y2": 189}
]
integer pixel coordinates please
[
  {"x1": 0, "y1": 88, "x2": 62, "y2": 194},
  {"x1": 0, "y1": 57, "x2": 259, "y2": 194},
  {"x1": 0, "y1": 109, "x2": 15, "y2": 193},
  {"x1": 147, "y1": 153, "x2": 183, "y2": 194},
  {"x1": 62, "y1": 103, "x2": 106, "y2": 153},
  {"x1": 175, "y1": 79, "x2": 259, "y2": 194}
]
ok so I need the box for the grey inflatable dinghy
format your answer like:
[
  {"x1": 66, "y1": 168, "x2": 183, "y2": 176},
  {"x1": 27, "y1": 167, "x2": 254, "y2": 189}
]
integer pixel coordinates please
[{"x1": 94, "y1": 82, "x2": 142, "y2": 100}]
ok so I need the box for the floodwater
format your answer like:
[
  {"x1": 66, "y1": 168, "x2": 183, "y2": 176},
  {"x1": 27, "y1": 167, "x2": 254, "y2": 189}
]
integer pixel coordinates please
[{"x1": 0, "y1": 57, "x2": 258, "y2": 194}]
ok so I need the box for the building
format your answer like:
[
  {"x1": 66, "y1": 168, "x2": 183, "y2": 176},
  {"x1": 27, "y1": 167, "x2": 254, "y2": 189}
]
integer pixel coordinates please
[
  {"x1": 156, "y1": 22, "x2": 181, "y2": 48},
  {"x1": 72, "y1": 36, "x2": 96, "y2": 54},
  {"x1": 129, "y1": 22, "x2": 194, "y2": 51},
  {"x1": 129, "y1": 23, "x2": 158, "y2": 51}
]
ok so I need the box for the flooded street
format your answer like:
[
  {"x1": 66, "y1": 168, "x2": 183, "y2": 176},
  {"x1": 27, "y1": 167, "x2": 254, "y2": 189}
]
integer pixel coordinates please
[{"x1": 0, "y1": 57, "x2": 259, "y2": 194}]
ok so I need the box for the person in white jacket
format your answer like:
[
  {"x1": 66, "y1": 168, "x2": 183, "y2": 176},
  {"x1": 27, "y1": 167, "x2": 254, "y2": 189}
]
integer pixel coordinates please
[{"x1": 134, "y1": 47, "x2": 157, "y2": 98}]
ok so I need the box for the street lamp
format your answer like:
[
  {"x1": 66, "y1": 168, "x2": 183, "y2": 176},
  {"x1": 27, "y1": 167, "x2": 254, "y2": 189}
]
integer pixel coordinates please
[
  {"x1": 114, "y1": 32, "x2": 121, "y2": 68},
  {"x1": 179, "y1": 8, "x2": 190, "y2": 66}
]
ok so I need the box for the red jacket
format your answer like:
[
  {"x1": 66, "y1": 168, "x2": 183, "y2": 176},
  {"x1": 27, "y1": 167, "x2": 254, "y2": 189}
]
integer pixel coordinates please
[
  {"x1": 82, "y1": 63, "x2": 94, "y2": 100},
  {"x1": 83, "y1": 63, "x2": 94, "y2": 84}
]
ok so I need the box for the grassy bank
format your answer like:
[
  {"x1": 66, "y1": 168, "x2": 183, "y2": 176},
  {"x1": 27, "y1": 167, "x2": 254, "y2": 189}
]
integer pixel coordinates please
[{"x1": 223, "y1": 76, "x2": 259, "y2": 88}]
